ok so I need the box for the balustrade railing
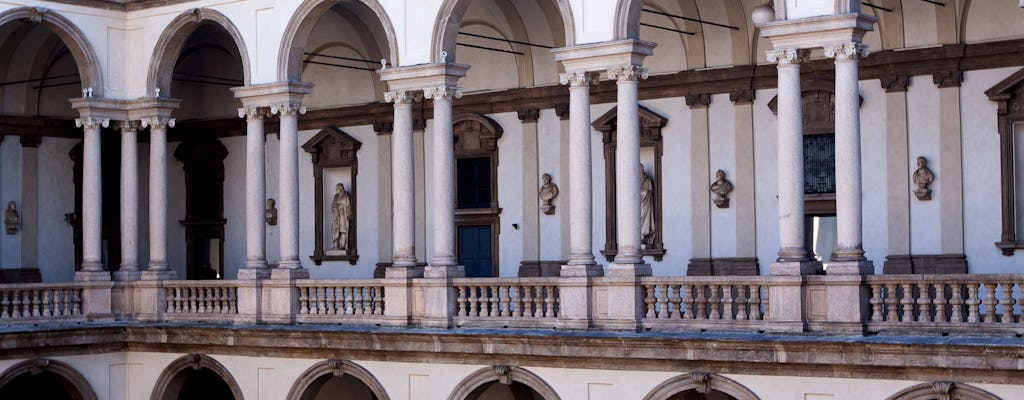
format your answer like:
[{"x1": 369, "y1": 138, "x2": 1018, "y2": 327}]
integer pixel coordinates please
[
  {"x1": 0, "y1": 283, "x2": 83, "y2": 323},
  {"x1": 639, "y1": 277, "x2": 769, "y2": 331},
  {"x1": 865, "y1": 274, "x2": 1023, "y2": 334},
  {"x1": 163, "y1": 281, "x2": 239, "y2": 321},
  {"x1": 452, "y1": 278, "x2": 559, "y2": 328},
  {"x1": 295, "y1": 280, "x2": 385, "y2": 324}
]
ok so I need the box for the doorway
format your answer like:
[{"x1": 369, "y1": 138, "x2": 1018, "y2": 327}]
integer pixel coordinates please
[{"x1": 173, "y1": 135, "x2": 228, "y2": 280}]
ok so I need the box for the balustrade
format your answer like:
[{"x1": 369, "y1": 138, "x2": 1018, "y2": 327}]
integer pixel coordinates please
[
  {"x1": 640, "y1": 277, "x2": 768, "y2": 331},
  {"x1": 163, "y1": 281, "x2": 239, "y2": 321},
  {"x1": 0, "y1": 284, "x2": 82, "y2": 322},
  {"x1": 296, "y1": 280, "x2": 385, "y2": 323},
  {"x1": 452, "y1": 278, "x2": 559, "y2": 328},
  {"x1": 866, "y1": 275, "x2": 1023, "y2": 335}
]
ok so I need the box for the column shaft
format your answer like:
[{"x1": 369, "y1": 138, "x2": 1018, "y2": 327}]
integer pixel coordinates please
[
  {"x1": 609, "y1": 66, "x2": 646, "y2": 265},
  {"x1": 243, "y1": 108, "x2": 268, "y2": 270},
  {"x1": 390, "y1": 93, "x2": 417, "y2": 267},
  {"x1": 563, "y1": 73, "x2": 598, "y2": 268},
  {"x1": 119, "y1": 123, "x2": 139, "y2": 273},
  {"x1": 148, "y1": 121, "x2": 170, "y2": 271},
  {"x1": 277, "y1": 106, "x2": 302, "y2": 269},
  {"x1": 772, "y1": 50, "x2": 810, "y2": 262},
  {"x1": 428, "y1": 88, "x2": 458, "y2": 266},
  {"x1": 79, "y1": 119, "x2": 105, "y2": 271},
  {"x1": 831, "y1": 44, "x2": 867, "y2": 261}
]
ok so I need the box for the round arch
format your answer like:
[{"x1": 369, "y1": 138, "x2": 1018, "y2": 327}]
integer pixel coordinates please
[
  {"x1": 447, "y1": 366, "x2": 561, "y2": 400},
  {"x1": 147, "y1": 7, "x2": 251, "y2": 97},
  {"x1": 285, "y1": 359, "x2": 391, "y2": 400},
  {"x1": 0, "y1": 359, "x2": 97, "y2": 400},
  {"x1": 149, "y1": 353, "x2": 245, "y2": 400},
  {"x1": 279, "y1": 0, "x2": 399, "y2": 81},
  {"x1": 431, "y1": 0, "x2": 575, "y2": 63},
  {"x1": 886, "y1": 381, "x2": 1001, "y2": 400},
  {"x1": 642, "y1": 372, "x2": 760, "y2": 400},
  {"x1": 0, "y1": 7, "x2": 104, "y2": 97},
  {"x1": 614, "y1": 0, "x2": 643, "y2": 41}
]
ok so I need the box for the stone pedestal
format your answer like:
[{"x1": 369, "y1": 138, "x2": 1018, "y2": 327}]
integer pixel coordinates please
[
  {"x1": 769, "y1": 260, "x2": 822, "y2": 276},
  {"x1": 237, "y1": 268, "x2": 271, "y2": 280},
  {"x1": 113, "y1": 270, "x2": 142, "y2": 282},
  {"x1": 134, "y1": 280, "x2": 165, "y2": 322},
  {"x1": 557, "y1": 277, "x2": 596, "y2": 329},
  {"x1": 421, "y1": 265, "x2": 464, "y2": 328},
  {"x1": 80, "y1": 281, "x2": 114, "y2": 321},
  {"x1": 260, "y1": 277, "x2": 302, "y2": 324},
  {"x1": 605, "y1": 262, "x2": 650, "y2": 331},
  {"x1": 764, "y1": 276, "x2": 807, "y2": 333},
  {"x1": 382, "y1": 278, "x2": 417, "y2": 326},
  {"x1": 825, "y1": 260, "x2": 873, "y2": 275},
  {"x1": 235, "y1": 279, "x2": 261, "y2": 324},
  {"x1": 140, "y1": 269, "x2": 176, "y2": 281},
  {"x1": 75, "y1": 270, "x2": 112, "y2": 282},
  {"x1": 820, "y1": 273, "x2": 871, "y2": 334}
]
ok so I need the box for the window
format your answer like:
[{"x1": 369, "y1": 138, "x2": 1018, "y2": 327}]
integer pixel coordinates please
[
  {"x1": 986, "y1": 68, "x2": 1024, "y2": 255},
  {"x1": 457, "y1": 157, "x2": 491, "y2": 209}
]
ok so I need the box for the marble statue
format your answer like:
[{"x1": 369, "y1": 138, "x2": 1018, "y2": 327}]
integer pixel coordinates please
[
  {"x1": 539, "y1": 173, "x2": 559, "y2": 215},
  {"x1": 913, "y1": 156, "x2": 934, "y2": 201},
  {"x1": 640, "y1": 165, "x2": 655, "y2": 247},
  {"x1": 710, "y1": 169, "x2": 734, "y2": 208},
  {"x1": 4, "y1": 201, "x2": 18, "y2": 235},
  {"x1": 265, "y1": 198, "x2": 278, "y2": 226},
  {"x1": 331, "y1": 183, "x2": 352, "y2": 251}
]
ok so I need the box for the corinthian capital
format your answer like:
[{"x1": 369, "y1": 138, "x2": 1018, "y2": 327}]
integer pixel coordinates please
[
  {"x1": 140, "y1": 117, "x2": 175, "y2": 129},
  {"x1": 823, "y1": 42, "x2": 869, "y2": 61},
  {"x1": 271, "y1": 103, "x2": 306, "y2": 116},
  {"x1": 238, "y1": 106, "x2": 270, "y2": 120},
  {"x1": 423, "y1": 86, "x2": 462, "y2": 100},
  {"x1": 74, "y1": 118, "x2": 109, "y2": 130},
  {"x1": 383, "y1": 90, "x2": 423, "y2": 104},
  {"x1": 766, "y1": 48, "x2": 810, "y2": 65},
  {"x1": 115, "y1": 120, "x2": 141, "y2": 132},
  {"x1": 558, "y1": 71, "x2": 600, "y2": 87},
  {"x1": 606, "y1": 65, "x2": 648, "y2": 81}
]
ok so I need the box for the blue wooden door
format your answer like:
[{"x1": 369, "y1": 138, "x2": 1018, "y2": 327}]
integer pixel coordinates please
[{"x1": 458, "y1": 225, "x2": 493, "y2": 277}]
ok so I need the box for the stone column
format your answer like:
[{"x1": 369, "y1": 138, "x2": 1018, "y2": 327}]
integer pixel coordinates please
[
  {"x1": 606, "y1": 65, "x2": 649, "y2": 273},
  {"x1": 271, "y1": 103, "x2": 308, "y2": 279},
  {"x1": 239, "y1": 107, "x2": 270, "y2": 279},
  {"x1": 75, "y1": 117, "x2": 108, "y2": 280},
  {"x1": 766, "y1": 48, "x2": 818, "y2": 276},
  {"x1": 559, "y1": 71, "x2": 601, "y2": 277},
  {"x1": 385, "y1": 90, "x2": 423, "y2": 278},
  {"x1": 115, "y1": 121, "x2": 140, "y2": 280},
  {"x1": 825, "y1": 42, "x2": 872, "y2": 275},
  {"x1": 142, "y1": 117, "x2": 175, "y2": 280},
  {"x1": 424, "y1": 86, "x2": 463, "y2": 274}
]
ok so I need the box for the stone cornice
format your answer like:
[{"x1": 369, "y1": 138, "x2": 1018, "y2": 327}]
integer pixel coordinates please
[
  {"x1": 0, "y1": 324, "x2": 1020, "y2": 385},
  {"x1": 552, "y1": 39, "x2": 655, "y2": 74}
]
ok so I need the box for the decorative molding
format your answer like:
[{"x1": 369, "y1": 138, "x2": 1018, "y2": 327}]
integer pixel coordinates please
[
  {"x1": 729, "y1": 89, "x2": 755, "y2": 105},
  {"x1": 372, "y1": 121, "x2": 394, "y2": 135},
  {"x1": 765, "y1": 48, "x2": 810, "y2": 65},
  {"x1": 115, "y1": 120, "x2": 140, "y2": 133},
  {"x1": 383, "y1": 90, "x2": 422, "y2": 104},
  {"x1": 271, "y1": 103, "x2": 307, "y2": 116},
  {"x1": 880, "y1": 75, "x2": 910, "y2": 92},
  {"x1": 150, "y1": 354, "x2": 243, "y2": 400},
  {"x1": 423, "y1": 86, "x2": 462, "y2": 101},
  {"x1": 74, "y1": 118, "x2": 109, "y2": 130},
  {"x1": 302, "y1": 127, "x2": 362, "y2": 266},
  {"x1": 492, "y1": 365, "x2": 512, "y2": 385},
  {"x1": 516, "y1": 108, "x2": 539, "y2": 123},
  {"x1": 25, "y1": 7, "x2": 48, "y2": 23},
  {"x1": 642, "y1": 372, "x2": 760, "y2": 400},
  {"x1": 885, "y1": 381, "x2": 1000, "y2": 400},
  {"x1": 984, "y1": 67, "x2": 1024, "y2": 255},
  {"x1": 558, "y1": 71, "x2": 600, "y2": 87},
  {"x1": 447, "y1": 366, "x2": 562, "y2": 400},
  {"x1": 285, "y1": 359, "x2": 392, "y2": 400},
  {"x1": 553, "y1": 103, "x2": 569, "y2": 120},
  {"x1": 823, "y1": 42, "x2": 869, "y2": 61},
  {"x1": 0, "y1": 359, "x2": 96, "y2": 400},
  {"x1": 327, "y1": 358, "x2": 346, "y2": 377},
  {"x1": 140, "y1": 117, "x2": 174, "y2": 130},
  {"x1": 933, "y1": 70, "x2": 963, "y2": 88},
  {"x1": 685, "y1": 93, "x2": 710, "y2": 109},
  {"x1": 238, "y1": 106, "x2": 270, "y2": 120},
  {"x1": 690, "y1": 372, "x2": 713, "y2": 394}
]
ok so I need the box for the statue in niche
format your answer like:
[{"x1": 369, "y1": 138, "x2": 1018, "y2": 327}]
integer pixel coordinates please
[
  {"x1": 265, "y1": 199, "x2": 278, "y2": 226},
  {"x1": 640, "y1": 165, "x2": 655, "y2": 247},
  {"x1": 913, "y1": 156, "x2": 935, "y2": 201},
  {"x1": 330, "y1": 183, "x2": 352, "y2": 252},
  {"x1": 4, "y1": 201, "x2": 18, "y2": 234},
  {"x1": 710, "y1": 169, "x2": 734, "y2": 208},
  {"x1": 539, "y1": 173, "x2": 559, "y2": 215}
]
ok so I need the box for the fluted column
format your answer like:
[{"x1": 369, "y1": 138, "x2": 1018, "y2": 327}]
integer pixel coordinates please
[
  {"x1": 116, "y1": 121, "x2": 140, "y2": 279},
  {"x1": 424, "y1": 86, "x2": 461, "y2": 270},
  {"x1": 826, "y1": 42, "x2": 873, "y2": 274},
  {"x1": 385, "y1": 90, "x2": 422, "y2": 276},
  {"x1": 142, "y1": 117, "x2": 174, "y2": 279},
  {"x1": 240, "y1": 107, "x2": 270, "y2": 278},
  {"x1": 75, "y1": 117, "x2": 108, "y2": 277},
  {"x1": 767, "y1": 48, "x2": 817, "y2": 275},
  {"x1": 272, "y1": 103, "x2": 306, "y2": 275},
  {"x1": 559, "y1": 71, "x2": 600, "y2": 276},
  {"x1": 607, "y1": 65, "x2": 647, "y2": 267}
]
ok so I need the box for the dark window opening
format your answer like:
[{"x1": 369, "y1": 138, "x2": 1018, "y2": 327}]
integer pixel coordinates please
[
  {"x1": 457, "y1": 157, "x2": 492, "y2": 209},
  {"x1": 804, "y1": 133, "x2": 836, "y2": 194}
]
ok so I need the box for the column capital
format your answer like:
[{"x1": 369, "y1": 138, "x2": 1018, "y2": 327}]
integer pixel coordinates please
[
  {"x1": 423, "y1": 86, "x2": 462, "y2": 100},
  {"x1": 558, "y1": 71, "x2": 600, "y2": 87},
  {"x1": 271, "y1": 103, "x2": 307, "y2": 116},
  {"x1": 238, "y1": 106, "x2": 271, "y2": 120},
  {"x1": 115, "y1": 120, "x2": 141, "y2": 133},
  {"x1": 140, "y1": 117, "x2": 175, "y2": 130},
  {"x1": 823, "y1": 42, "x2": 869, "y2": 61},
  {"x1": 384, "y1": 90, "x2": 423, "y2": 104},
  {"x1": 75, "y1": 118, "x2": 109, "y2": 130},
  {"x1": 766, "y1": 48, "x2": 810, "y2": 65},
  {"x1": 606, "y1": 65, "x2": 648, "y2": 81}
]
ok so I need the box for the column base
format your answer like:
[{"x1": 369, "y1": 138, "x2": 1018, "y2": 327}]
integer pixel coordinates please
[
  {"x1": 245, "y1": 259, "x2": 268, "y2": 270},
  {"x1": 825, "y1": 260, "x2": 874, "y2": 275},
  {"x1": 607, "y1": 262, "x2": 651, "y2": 277},
  {"x1": 560, "y1": 263, "x2": 604, "y2": 277},
  {"x1": 113, "y1": 270, "x2": 142, "y2": 281},
  {"x1": 237, "y1": 268, "x2": 271, "y2": 280},
  {"x1": 75, "y1": 270, "x2": 111, "y2": 282},
  {"x1": 141, "y1": 269, "x2": 177, "y2": 281},
  {"x1": 269, "y1": 268, "x2": 309, "y2": 280},
  {"x1": 769, "y1": 260, "x2": 823, "y2": 276},
  {"x1": 425, "y1": 265, "x2": 465, "y2": 278},
  {"x1": 385, "y1": 265, "x2": 424, "y2": 279}
]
